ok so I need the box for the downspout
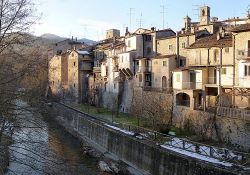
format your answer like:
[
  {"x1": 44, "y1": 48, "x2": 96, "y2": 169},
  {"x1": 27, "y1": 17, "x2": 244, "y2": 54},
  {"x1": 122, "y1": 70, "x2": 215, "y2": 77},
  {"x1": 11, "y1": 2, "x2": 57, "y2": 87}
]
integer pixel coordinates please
[
  {"x1": 232, "y1": 34, "x2": 236, "y2": 107},
  {"x1": 176, "y1": 32, "x2": 179, "y2": 67},
  {"x1": 219, "y1": 48, "x2": 223, "y2": 106}
]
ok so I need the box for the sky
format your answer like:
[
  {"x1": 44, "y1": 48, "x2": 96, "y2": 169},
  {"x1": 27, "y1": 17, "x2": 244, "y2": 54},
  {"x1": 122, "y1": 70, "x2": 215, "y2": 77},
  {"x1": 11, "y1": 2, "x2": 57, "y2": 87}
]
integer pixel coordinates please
[{"x1": 32, "y1": 0, "x2": 250, "y2": 41}]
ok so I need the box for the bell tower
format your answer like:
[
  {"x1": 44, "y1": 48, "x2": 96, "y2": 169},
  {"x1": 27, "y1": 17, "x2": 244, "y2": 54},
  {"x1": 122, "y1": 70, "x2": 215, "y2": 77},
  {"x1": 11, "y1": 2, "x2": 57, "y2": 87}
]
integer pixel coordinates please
[{"x1": 200, "y1": 6, "x2": 210, "y2": 25}]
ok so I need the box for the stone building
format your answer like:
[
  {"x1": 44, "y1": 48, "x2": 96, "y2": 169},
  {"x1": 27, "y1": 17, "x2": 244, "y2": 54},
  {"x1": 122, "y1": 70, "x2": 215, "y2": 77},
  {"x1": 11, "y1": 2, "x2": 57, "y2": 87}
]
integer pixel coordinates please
[{"x1": 67, "y1": 50, "x2": 93, "y2": 103}]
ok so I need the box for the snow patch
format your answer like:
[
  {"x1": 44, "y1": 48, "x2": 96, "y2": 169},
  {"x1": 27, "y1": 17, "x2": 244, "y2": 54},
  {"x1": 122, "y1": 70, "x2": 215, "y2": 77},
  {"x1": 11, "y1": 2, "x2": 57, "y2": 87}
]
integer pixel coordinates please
[
  {"x1": 160, "y1": 144, "x2": 233, "y2": 167},
  {"x1": 105, "y1": 124, "x2": 134, "y2": 136}
]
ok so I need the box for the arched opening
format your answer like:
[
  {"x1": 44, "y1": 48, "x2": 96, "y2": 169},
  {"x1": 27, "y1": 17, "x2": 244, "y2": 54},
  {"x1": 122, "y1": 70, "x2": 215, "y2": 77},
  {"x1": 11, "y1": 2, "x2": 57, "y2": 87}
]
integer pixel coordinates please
[
  {"x1": 176, "y1": 93, "x2": 190, "y2": 107},
  {"x1": 162, "y1": 76, "x2": 167, "y2": 89}
]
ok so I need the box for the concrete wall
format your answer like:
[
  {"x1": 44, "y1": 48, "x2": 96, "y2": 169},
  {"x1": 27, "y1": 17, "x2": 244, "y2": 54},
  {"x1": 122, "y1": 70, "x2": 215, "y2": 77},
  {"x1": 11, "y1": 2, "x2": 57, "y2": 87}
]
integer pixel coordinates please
[{"x1": 49, "y1": 103, "x2": 244, "y2": 175}]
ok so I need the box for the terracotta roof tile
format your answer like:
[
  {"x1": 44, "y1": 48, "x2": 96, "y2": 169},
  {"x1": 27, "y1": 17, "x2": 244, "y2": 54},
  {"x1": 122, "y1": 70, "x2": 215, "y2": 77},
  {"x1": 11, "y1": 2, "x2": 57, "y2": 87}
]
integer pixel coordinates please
[
  {"x1": 231, "y1": 23, "x2": 250, "y2": 33},
  {"x1": 188, "y1": 34, "x2": 232, "y2": 49}
]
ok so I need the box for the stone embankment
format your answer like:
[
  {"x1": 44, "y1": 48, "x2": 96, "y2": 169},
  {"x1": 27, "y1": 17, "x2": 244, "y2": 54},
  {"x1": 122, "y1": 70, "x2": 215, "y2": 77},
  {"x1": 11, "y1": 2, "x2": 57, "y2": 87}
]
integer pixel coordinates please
[{"x1": 48, "y1": 102, "x2": 250, "y2": 175}]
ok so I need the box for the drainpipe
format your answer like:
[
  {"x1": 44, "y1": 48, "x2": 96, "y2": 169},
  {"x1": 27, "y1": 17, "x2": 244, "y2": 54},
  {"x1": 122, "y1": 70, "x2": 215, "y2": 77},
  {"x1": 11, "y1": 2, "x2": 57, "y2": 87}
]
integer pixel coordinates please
[
  {"x1": 232, "y1": 34, "x2": 236, "y2": 108},
  {"x1": 176, "y1": 32, "x2": 179, "y2": 67},
  {"x1": 218, "y1": 47, "x2": 223, "y2": 107}
]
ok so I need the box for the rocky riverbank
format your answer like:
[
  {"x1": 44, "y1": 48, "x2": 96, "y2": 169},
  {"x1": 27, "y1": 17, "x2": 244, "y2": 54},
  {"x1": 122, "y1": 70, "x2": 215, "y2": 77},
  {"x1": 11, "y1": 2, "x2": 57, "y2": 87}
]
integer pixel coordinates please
[
  {"x1": 82, "y1": 144, "x2": 132, "y2": 175},
  {"x1": 0, "y1": 135, "x2": 12, "y2": 175}
]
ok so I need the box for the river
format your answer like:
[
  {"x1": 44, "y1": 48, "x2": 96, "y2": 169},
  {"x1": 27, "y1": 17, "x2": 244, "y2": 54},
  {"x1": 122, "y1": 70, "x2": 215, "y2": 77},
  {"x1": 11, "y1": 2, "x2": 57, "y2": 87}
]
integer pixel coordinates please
[{"x1": 5, "y1": 101, "x2": 107, "y2": 175}]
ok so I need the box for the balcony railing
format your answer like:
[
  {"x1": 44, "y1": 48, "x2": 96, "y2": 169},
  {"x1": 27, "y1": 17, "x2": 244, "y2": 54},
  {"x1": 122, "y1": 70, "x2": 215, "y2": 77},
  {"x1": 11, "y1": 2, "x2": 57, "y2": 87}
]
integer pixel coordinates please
[
  {"x1": 182, "y1": 82, "x2": 202, "y2": 89},
  {"x1": 138, "y1": 66, "x2": 152, "y2": 73},
  {"x1": 217, "y1": 107, "x2": 250, "y2": 121}
]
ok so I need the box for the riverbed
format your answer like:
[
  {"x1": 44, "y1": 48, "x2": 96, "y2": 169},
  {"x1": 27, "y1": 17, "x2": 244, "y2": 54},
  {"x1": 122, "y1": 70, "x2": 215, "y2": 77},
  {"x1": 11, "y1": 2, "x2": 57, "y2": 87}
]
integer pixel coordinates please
[{"x1": 5, "y1": 101, "x2": 108, "y2": 175}]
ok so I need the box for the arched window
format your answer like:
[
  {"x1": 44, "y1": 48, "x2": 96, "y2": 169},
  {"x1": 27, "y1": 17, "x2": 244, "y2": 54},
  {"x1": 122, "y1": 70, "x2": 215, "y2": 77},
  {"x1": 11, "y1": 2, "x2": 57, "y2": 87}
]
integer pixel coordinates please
[{"x1": 162, "y1": 76, "x2": 167, "y2": 89}]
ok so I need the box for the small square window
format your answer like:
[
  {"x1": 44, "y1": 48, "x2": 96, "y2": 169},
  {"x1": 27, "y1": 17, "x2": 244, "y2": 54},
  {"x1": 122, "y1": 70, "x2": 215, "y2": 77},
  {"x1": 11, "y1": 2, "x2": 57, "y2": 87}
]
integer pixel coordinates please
[
  {"x1": 225, "y1": 48, "x2": 229, "y2": 53},
  {"x1": 221, "y1": 68, "x2": 227, "y2": 75},
  {"x1": 169, "y1": 45, "x2": 173, "y2": 50},
  {"x1": 181, "y1": 42, "x2": 186, "y2": 48},
  {"x1": 163, "y1": 61, "x2": 167, "y2": 66}
]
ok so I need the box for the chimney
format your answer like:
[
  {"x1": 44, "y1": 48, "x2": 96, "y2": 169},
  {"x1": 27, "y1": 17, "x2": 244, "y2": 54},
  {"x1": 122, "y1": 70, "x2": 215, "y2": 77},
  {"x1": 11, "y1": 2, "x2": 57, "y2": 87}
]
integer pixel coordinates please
[
  {"x1": 72, "y1": 36, "x2": 74, "y2": 41},
  {"x1": 75, "y1": 37, "x2": 77, "y2": 41},
  {"x1": 125, "y1": 27, "x2": 129, "y2": 36}
]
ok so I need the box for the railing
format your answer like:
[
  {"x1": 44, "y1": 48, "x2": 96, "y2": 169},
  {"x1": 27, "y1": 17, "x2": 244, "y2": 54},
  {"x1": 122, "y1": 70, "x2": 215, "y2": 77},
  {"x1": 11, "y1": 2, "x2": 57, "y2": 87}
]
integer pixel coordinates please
[
  {"x1": 114, "y1": 122, "x2": 250, "y2": 166},
  {"x1": 217, "y1": 107, "x2": 250, "y2": 121},
  {"x1": 53, "y1": 102, "x2": 250, "y2": 166},
  {"x1": 182, "y1": 82, "x2": 202, "y2": 89}
]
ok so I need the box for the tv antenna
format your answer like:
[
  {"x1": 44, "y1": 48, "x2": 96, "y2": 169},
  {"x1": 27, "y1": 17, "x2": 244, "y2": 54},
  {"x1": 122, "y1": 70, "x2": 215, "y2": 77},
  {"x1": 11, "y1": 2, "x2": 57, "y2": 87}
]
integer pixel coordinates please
[
  {"x1": 160, "y1": 5, "x2": 167, "y2": 29},
  {"x1": 136, "y1": 13, "x2": 143, "y2": 28},
  {"x1": 192, "y1": 5, "x2": 201, "y2": 21},
  {"x1": 129, "y1": 8, "x2": 135, "y2": 31}
]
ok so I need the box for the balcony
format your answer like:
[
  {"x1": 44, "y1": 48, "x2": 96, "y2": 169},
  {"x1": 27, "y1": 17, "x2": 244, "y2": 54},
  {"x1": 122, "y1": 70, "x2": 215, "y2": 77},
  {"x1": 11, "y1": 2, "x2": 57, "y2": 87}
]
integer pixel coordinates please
[
  {"x1": 182, "y1": 82, "x2": 202, "y2": 90},
  {"x1": 237, "y1": 50, "x2": 250, "y2": 59},
  {"x1": 138, "y1": 66, "x2": 152, "y2": 73}
]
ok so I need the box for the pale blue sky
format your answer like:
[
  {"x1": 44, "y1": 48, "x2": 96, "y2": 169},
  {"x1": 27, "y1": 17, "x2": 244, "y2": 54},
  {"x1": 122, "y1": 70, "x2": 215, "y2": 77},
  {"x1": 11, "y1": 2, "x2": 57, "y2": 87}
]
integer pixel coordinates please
[{"x1": 33, "y1": 0, "x2": 250, "y2": 41}]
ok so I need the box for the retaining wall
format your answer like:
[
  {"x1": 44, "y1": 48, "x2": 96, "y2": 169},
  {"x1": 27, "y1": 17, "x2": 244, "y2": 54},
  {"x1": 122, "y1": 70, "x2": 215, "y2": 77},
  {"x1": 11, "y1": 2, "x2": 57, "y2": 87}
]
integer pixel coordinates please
[{"x1": 49, "y1": 102, "x2": 247, "y2": 175}]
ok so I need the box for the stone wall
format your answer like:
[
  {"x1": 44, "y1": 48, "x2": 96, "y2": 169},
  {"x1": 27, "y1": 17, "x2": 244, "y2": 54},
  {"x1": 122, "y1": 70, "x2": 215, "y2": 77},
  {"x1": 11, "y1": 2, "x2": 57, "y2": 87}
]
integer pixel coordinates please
[
  {"x1": 131, "y1": 87, "x2": 173, "y2": 124},
  {"x1": 49, "y1": 102, "x2": 247, "y2": 175},
  {"x1": 173, "y1": 106, "x2": 250, "y2": 151}
]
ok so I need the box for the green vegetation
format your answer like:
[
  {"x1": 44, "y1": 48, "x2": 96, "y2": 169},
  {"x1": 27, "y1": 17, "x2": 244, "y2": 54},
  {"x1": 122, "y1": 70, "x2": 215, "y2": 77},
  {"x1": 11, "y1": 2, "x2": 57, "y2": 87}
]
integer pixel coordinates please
[{"x1": 72, "y1": 104, "x2": 143, "y2": 126}]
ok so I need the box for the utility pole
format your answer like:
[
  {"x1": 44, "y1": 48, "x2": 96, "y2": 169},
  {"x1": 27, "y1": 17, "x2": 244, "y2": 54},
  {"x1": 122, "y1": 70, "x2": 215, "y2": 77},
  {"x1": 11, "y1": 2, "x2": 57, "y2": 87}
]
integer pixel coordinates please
[
  {"x1": 160, "y1": 5, "x2": 167, "y2": 29},
  {"x1": 129, "y1": 8, "x2": 135, "y2": 31}
]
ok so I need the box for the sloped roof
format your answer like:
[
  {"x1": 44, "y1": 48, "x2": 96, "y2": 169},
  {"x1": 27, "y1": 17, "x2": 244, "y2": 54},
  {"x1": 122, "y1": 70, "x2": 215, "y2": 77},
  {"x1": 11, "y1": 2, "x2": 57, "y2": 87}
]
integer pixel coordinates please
[
  {"x1": 231, "y1": 23, "x2": 250, "y2": 33},
  {"x1": 188, "y1": 34, "x2": 232, "y2": 49}
]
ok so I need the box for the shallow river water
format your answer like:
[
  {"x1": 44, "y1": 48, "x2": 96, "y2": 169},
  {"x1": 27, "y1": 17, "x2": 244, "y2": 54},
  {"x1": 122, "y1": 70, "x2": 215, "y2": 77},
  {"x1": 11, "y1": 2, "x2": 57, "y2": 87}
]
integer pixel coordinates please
[{"x1": 5, "y1": 102, "x2": 107, "y2": 175}]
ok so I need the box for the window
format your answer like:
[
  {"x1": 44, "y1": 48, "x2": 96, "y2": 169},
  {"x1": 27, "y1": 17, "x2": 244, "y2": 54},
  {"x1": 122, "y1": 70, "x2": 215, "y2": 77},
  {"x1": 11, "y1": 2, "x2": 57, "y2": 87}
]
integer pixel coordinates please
[
  {"x1": 145, "y1": 35, "x2": 152, "y2": 41},
  {"x1": 73, "y1": 83, "x2": 76, "y2": 88},
  {"x1": 245, "y1": 65, "x2": 250, "y2": 76},
  {"x1": 145, "y1": 60, "x2": 150, "y2": 67},
  {"x1": 181, "y1": 42, "x2": 186, "y2": 48},
  {"x1": 154, "y1": 61, "x2": 158, "y2": 65},
  {"x1": 139, "y1": 74, "x2": 142, "y2": 82},
  {"x1": 213, "y1": 49, "x2": 219, "y2": 62},
  {"x1": 114, "y1": 83, "x2": 116, "y2": 89},
  {"x1": 136, "y1": 61, "x2": 139, "y2": 65},
  {"x1": 74, "y1": 62, "x2": 76, "y2": 66},
  {"x1": 72, "y1": 53, "x2": 74, "y2": 57},
  {"x1": 169, "y1": 45, "x2": 173, "y2": 50},
  {"x1": 238, "y1": 50, "x2": 244, "y2": 56},
  {"x1": 128, "y1": 40, "x2": 131, "y2": 47},
  {"x1": 163, "y1": 61, "x2": 167, "y2": 66},
  {"x1": 121, "y1": 56, "x2": 123, "y2": 63},
  {"x1": 147, "y1": 47, "x2": 152, "y2": 54},
  {"x1": 225, "y1": 48, "x2": 229, "y2": 53},
  {"x1": 145, "y1": 74, "x2": 151, "y2": 81},
  {"x1": 221, "y1": 68, "x2": 227, "y2": 75},
  {"x1": 176, "y1": 74, "x2": 180, "y2": 82}
]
